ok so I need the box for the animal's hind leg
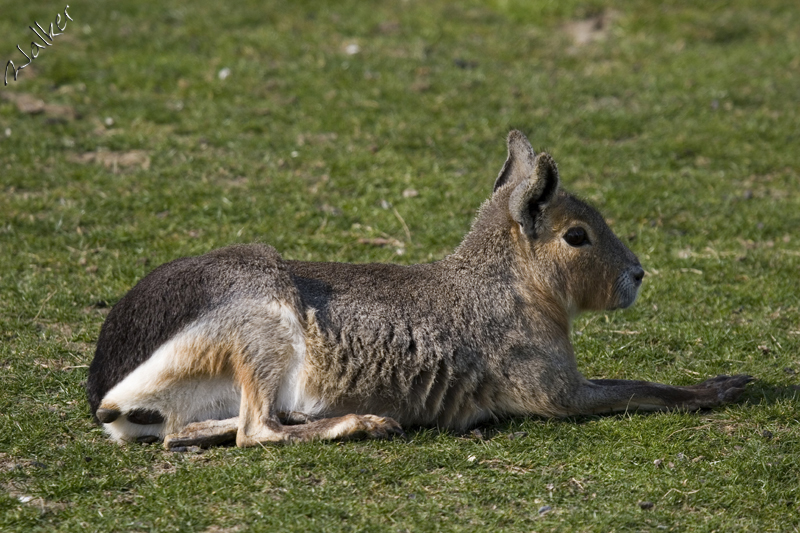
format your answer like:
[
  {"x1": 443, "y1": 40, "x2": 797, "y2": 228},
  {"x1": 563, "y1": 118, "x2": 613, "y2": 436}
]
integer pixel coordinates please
[
  {"x1": 235, "y1": 413, "x2": 406, "y2": 447},
  {"x1": 278, "y1": 411, "x2": 321, "y2": 425},
  {"x1": 233, "y1": 343, "x2": 405, "y2": 445},
  {"x1": 232, "y1": 350, "x2": 406, "y2": 445},
  {"x1": 206, "y1": 301, "x2": 406, "y2": 447},
  {"x1": 158, "y1": 300, "x2": 308, "y2": 449},
  {"x1": 164, "y1": 417, "x2": 239, "y2": 449},
  {"x1": 234, "y1": 367, "x2": 406, "y2": 445}
]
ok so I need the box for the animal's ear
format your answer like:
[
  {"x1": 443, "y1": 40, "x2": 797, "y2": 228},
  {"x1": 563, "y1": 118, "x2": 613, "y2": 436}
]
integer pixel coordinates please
[
  {"x1": 508, "y1": 153, "x2": 560, "y2": 238},
  {"x1": 493, "y1": 130, "x2": 537, "y2": 192}
]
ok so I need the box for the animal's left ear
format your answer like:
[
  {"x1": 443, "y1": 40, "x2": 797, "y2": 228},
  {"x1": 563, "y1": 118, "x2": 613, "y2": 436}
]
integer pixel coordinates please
[
  {"x1": 493, "y1": 130, "x2": 537, "y2": 192},
  {"x1": 508, "y1": 153, "x2": 559, "y2": 238}
]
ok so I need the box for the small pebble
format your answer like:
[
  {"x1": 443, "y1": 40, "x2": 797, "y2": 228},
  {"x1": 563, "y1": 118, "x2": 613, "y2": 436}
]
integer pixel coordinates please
[
  {"x1": 218, "y1": 67, "x2": 231, "y2": 80},
  {"x1": 639, "y1": 501, "x2": 654, "y2": 510},
  {"x1": 538, "y1": 505, "x2": 551, "y2": 515}
]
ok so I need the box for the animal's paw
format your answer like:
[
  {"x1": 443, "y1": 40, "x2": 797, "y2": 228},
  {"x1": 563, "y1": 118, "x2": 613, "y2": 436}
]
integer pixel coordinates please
[
  {"x1": 358, "y1": 415, "x2": 407, "y2": 440},
  {"x1": 691, "y1": 374, "x2": 754, "y2": 407}
]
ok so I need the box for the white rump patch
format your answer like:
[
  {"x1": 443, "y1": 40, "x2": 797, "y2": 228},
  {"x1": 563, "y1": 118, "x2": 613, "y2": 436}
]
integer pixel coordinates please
[
  {"x1": 100, "y1": 324, "x2": 240, "y2": 442},
  {"x1": 99, "y1": 301, "x2": 324, "y2": 443}
]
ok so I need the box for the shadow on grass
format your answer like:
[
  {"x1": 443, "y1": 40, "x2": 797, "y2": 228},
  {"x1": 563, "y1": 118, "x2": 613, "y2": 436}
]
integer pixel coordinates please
[{"x1": 743, "y1": 380, "x2": 800, "y2": 406}]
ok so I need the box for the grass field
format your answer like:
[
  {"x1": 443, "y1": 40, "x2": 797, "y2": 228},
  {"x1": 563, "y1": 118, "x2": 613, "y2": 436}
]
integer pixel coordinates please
[{"x1": 1, "y1": 0, "x2": 799, "y2": 531}]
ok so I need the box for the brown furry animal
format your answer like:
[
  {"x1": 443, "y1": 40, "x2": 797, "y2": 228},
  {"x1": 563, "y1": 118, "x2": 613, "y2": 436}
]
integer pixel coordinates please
[{"x1": 86, "y1": 130, "x2": 752, "y2": 448}]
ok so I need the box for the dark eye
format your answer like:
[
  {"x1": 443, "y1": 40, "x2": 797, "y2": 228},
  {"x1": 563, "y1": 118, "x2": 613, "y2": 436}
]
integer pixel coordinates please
[{"x1": 564, "y1": 227, "x2": 589, "y2": 247}]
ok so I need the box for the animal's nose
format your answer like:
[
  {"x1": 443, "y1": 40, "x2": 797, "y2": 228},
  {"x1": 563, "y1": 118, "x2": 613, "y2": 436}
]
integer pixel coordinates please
[{"x1": 632, "y1": 266, "x2": 645, "y2": 284}]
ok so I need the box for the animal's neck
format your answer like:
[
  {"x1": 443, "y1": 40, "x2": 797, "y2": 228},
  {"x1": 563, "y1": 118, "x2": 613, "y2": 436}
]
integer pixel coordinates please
[
  {"x1": 448, "y1": 198, "x2": 516, "y2": 269},
  {"x1": 456, "y1": 200, "x2": 579, "y2": 336}
]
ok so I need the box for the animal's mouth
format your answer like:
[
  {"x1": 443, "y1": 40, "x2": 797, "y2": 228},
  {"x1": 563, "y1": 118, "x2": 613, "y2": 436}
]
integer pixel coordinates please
[{"x1": 617, "y1": 290, "x2": 639, "y2": 309}]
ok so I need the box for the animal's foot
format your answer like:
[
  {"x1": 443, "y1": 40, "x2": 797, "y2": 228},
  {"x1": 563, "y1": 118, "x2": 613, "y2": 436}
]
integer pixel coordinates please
[
  {"x1": 163, "y1": 418, "x2": 239, "y2": 450},
  {"x1": 356, "y1": 414, "x2": 406, "y2": 440},
  {"x1": 689, "y1": 374, "x2": 754, "y2": 407},
  {"x1": 236, "y1": 414, "x2": 407, "y2": 446}
]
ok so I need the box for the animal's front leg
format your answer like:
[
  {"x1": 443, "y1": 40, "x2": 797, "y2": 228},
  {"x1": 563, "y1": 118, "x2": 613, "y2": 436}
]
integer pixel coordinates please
[{"x1": 563, "y1": 375, "x2": 753, "y2": 415}]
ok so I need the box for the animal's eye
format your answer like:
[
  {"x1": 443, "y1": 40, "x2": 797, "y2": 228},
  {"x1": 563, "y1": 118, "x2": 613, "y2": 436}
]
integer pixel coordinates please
[{"x1": 564, "y1": 227, "x2": 589, "y2": 247}]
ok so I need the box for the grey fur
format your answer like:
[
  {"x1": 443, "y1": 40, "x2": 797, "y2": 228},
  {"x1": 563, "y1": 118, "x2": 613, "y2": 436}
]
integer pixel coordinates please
[
  {"x1": 493, "y1": 130, "x2": 538, "y2": 192},
  {"x1": 508, "y1": 152, "x2": 559, "y2": 237},
  {"x1": 87, "y1": 130, "x2": 752, "y2": 448}
]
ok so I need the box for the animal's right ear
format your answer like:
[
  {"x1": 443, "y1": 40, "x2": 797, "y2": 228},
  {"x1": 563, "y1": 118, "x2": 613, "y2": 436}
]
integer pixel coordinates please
[
  {"x1": 508, "y1": 153, "x2": 559, "y2": 238},
  {"x1": 493, "y1": 130, "x2": 537, "y2": 192}
]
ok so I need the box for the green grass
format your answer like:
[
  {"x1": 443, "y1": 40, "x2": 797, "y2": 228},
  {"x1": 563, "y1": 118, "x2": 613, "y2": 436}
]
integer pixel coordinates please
[{"x1": 1, "y1": 0, "x2": 799, "y2": 531}]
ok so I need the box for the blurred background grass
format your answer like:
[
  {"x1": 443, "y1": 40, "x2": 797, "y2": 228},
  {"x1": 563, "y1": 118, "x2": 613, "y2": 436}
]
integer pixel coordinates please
[{"x1": 1, "y1": 1, "x2": 798, "y2": 531}]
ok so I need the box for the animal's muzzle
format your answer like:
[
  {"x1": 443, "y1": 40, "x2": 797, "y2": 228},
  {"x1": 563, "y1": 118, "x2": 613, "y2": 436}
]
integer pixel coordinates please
[{"x1": 615, "y1": 264, "x2": 645, "y2": 309}]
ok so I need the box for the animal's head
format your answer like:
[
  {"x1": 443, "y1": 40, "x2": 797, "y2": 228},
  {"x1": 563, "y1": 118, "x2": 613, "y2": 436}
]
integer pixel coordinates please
[{"x1": 492, "y1": 130, "x2": 644, "y2": 316}]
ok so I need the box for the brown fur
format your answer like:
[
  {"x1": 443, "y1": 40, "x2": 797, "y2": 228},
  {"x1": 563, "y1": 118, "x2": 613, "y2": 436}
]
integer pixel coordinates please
[{"x1": 87, "y1": 130, "x2": 752, "y2": 448}]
